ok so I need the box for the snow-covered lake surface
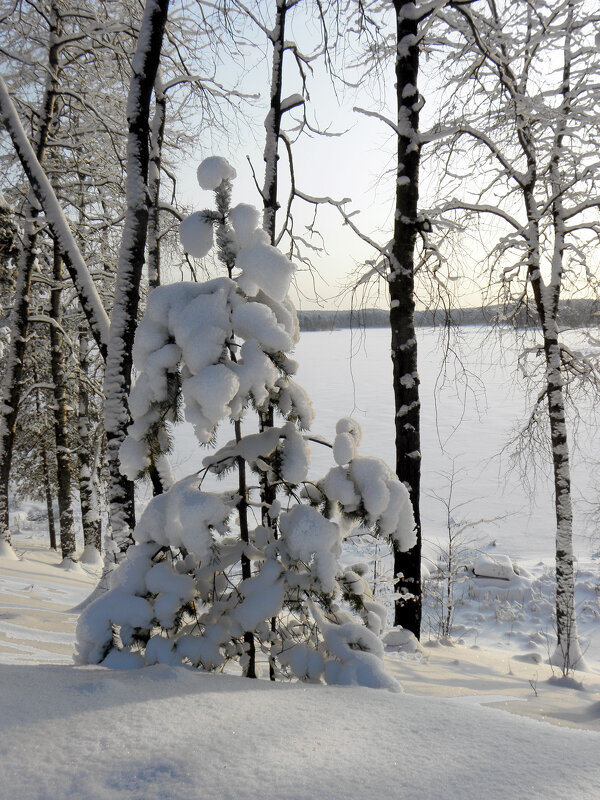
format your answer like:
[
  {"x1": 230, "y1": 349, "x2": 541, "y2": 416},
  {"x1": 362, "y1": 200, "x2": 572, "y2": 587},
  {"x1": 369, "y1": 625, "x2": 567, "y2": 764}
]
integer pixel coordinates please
[
  {"x1": 170, "y1": 325, "x2": 600, "y2": 563},
  {"x1": 2, "y1": 325, "x2": 600, "y2": 799}
]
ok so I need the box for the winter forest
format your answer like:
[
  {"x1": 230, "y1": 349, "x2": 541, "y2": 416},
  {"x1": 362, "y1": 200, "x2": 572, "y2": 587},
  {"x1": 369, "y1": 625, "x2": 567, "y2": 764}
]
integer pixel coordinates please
[{"x1": 1, "y1": 0, "x2": 600, "y2": 798}]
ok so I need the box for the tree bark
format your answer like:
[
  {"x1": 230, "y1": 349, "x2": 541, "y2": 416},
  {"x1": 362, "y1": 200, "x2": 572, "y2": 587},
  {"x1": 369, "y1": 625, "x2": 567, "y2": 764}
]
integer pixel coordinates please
[
  {"x1": 50, "y1": 242, "x2": 76, "y2": 562},
  {"x1": 261, "y1": 0, "x2": 287, "y2": 239},
  {"x1": 42, "y1": 448, "x2": 57, "y2": 551},
  {"x1": 78, "y1": 328, "x2": 102, "y2": 555},
  {"x1": 259, "y1": 0, "x2": 288, "y2": 679},
  {"x1": 147, "y1": 73, "x2": 166, "y2": 291},
  {"x1": 390, "y1": 0, "x2": 422, "y2": 637},
  {"x1": 103, "y1": 0, "x2": 170, "y2": 558}
]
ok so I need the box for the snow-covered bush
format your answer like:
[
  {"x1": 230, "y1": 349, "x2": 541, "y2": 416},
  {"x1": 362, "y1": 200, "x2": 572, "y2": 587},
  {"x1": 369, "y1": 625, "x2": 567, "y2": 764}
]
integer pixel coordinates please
[{"x1": 75, "y1": 158, "x2": 415, "y2": 688}]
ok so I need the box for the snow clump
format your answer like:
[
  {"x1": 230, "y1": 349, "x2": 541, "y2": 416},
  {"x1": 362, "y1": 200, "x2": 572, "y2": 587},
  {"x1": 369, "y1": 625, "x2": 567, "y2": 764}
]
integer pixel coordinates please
[
  {"x1": 179, "y1": 211, "x2": 214, "y2": 258},
  {"x1": 196, "y1": 156, "x2": 237, "y2": 190}
]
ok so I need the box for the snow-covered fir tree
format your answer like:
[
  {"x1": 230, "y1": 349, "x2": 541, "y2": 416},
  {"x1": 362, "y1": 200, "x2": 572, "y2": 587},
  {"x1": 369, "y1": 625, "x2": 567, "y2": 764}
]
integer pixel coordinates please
[{"x1": 75, "y1": 157, "x2": 415, "y2": 688}]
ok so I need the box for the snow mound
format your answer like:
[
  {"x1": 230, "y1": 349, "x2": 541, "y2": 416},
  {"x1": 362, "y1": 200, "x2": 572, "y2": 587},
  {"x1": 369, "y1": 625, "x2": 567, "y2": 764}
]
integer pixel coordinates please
[
  {"x1": 383, "y1": 626, "x2": 424, "y2": 655},
  {"x1": 0, "y1": 539, "x2": 19, "y2": 561},
  {"x1": 473, "y1": 554, "x2": 515, "y2": 580}
]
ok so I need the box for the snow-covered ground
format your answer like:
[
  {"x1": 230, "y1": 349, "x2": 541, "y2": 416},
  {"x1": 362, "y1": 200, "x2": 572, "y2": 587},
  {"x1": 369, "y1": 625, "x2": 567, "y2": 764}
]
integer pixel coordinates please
[
  {"x1": 1, "y1": 541, "x2": 600, "y2": 800},
  {"x1": 1, "y1": 326, "x2": 600, "y2": 799}
]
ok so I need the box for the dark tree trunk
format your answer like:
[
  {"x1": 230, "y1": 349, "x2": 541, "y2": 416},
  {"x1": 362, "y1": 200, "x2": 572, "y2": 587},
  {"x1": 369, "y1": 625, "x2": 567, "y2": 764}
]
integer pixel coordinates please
[
  {"x1": 78, "y1": 328, "x2": 102, "y2": 555},
  {"x1": 147, "y1": 73, "x2": 166, "y2": 291},
  {"x1": 260, "y1": 0, "x2": 288, "y2": 680},
  {"x1": 42, "y1": 449, "x2": 57, "y2": 551},
  {"x1": 0, "y1": 0, "x2": 61, "y2": 547},
  {"x1": 103, "y1": 0, "x2": 170, "y2": 558},
  {"x1": 261, "y1": 0, "x2": 287, "y2": 238},
  {"x1": 235, "y1": 420, "x2": 256, "y2": 679},
  {"x1": 390, "y1": 0, "x2": 422, "y2": 637},
  {"x1": 50, "y1": 242, "x2": 76, "y2": 562},
  {"x1": 146, "y1": 75, "x2": 168, "y2": 497}
]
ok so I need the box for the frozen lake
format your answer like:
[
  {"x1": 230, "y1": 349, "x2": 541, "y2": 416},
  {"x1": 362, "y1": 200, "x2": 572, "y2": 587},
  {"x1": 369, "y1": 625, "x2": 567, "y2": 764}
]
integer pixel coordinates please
[{"x1": 170, "y1": 325, "x2": 600, "y2": 567}]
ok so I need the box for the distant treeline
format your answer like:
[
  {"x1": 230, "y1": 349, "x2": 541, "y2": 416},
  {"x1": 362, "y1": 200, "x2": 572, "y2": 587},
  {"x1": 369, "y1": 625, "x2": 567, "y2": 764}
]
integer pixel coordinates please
[{"x1": 297, "y1": 299, "x2": 600, "y2": 332}]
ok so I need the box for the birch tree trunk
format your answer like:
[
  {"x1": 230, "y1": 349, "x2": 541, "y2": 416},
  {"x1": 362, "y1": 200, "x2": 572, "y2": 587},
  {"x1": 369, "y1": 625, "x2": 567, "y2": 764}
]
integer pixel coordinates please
[
  {"x1": 50, "y1": 242, "x2": 76, "y2": 563},
  {"x1": 261, "y1": 0, "x2": 287, "y2": 240},
  {"x1": 390, "y1": 0, "x2": 422, "y2": 637},
  {"x1": 0, "y1": 0, "x2": 61, "y2": 549},
  {"x1": 533, "y1": 4, "x2": 580, "y2": 669},
  {"x1": 103, "y1": 0, "x2": 170, "y2": 558}
]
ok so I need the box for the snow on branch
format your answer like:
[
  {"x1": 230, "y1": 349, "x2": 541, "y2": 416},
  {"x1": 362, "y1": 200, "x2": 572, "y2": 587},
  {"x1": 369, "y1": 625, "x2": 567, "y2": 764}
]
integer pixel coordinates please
[
  {"x1": 75, "y1": 160, "x2": 416, "y2": 689},
  {"x1": 0, "y1": 76, "x2": 110, "y2": 357}
]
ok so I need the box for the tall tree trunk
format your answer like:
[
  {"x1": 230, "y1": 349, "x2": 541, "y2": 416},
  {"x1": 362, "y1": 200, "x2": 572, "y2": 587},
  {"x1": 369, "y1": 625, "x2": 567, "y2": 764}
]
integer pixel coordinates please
[
  {"x1": 261, "y1": 0, "x2": 287, "y2": 239},
  {"x1": 147, "y1": 72, "x2": 166, "y2": 292},
  {"x1": 543, "y1": 326, "x2": 580, "y2": 669},
  {"x1": 145, "y1": 73, "x2": 170, "y2": 498},
  {"x1": 260, "y1": 0, "x2": 288, "y2": 679},
  {"x1": 528, "y1": 237, "x2": 580, "y2": 669},
  {"x1": 390, "y1": 0, "x2": 422, "y2": 637},
  {"x1": 217, "y1": 192, "x2": 256, "y2": 678},
  {"x1": 545, "y1": 0, "x2": 580, "y2": 671},
  {"x1": 0, "y1": 0, "x2": 61, "y2": 548},
  {"x1": 50, "y1": 242, "x2": 76, "y2": 563},
  {"x1": 42, "y1": 449, "x2": 57, "y2": 551},
  {"x1": 103, "y1": 0, "x2": 170, "y2": 559},
  {"x1": 34, "y1": 374, "x2": 57, "y2": 552},
  {"x1": 78, "y1": 328, "x2": 102, "y2": 559},
  {"x1": 235, "y1": 420, "x2": 256, "y2": 679}
]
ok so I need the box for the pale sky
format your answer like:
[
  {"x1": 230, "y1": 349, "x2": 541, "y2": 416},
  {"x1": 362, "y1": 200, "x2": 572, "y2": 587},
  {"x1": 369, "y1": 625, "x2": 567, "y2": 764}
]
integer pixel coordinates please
[{"x1": 173, "y1": 3, "x2": 491, "y2": 313}]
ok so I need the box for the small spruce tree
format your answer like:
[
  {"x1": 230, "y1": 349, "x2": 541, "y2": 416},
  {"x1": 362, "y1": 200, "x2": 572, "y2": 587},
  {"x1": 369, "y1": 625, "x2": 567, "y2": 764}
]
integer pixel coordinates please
[{"x1": 75, "y1": 157, "x2": 415, "y2": 688}]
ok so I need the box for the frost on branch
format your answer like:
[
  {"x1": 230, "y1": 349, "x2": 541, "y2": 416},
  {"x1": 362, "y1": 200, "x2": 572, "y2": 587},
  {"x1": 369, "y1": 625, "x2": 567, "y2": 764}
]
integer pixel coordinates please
[{"x1": 76, "y1": 158, "x2": 414, "y2": 690}]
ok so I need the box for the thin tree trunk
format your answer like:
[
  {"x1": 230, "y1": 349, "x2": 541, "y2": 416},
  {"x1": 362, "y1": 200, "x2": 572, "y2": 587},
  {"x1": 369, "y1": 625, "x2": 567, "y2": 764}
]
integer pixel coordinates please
[
  {"x1": 50, "y1": 242, "x2": 76, "y2": 562},
  {"x1": 235, "y1": 420, "x2": 256, "y2": 679},
  {"x1": 42, "y1": 449, "x2": 57, "y2": 551},
  {"x1": 145, "y1": 73, "x2": 169, "y2": 498},
  {"x1": 78, "y1": 328, "x2": 102, "y2": 558},
  {"x1": 546, "y1": 0, "x2": 580, "y2": 671},
  {"x1": 34, "y1": 373, "x2": 57, "y2": 552},
  {"x1": 0, "y1": 0, "x2": 61, "y2": 547},
  {"x1": 260, "y1": 0, "x2": 287, "y2": 680},
  {"x1": 391, "y1": 0, "x2": 422, "y2": 637},
  {"x1": 218, "y1": 199, "x2": 256, "y2": 679},
  {"x1": 104, "y1": 0, "x2": 170, "y2": 558},
  {"x1": 261, "y1": 0, "x2": 287, "y2": 239},
  {"x1": 528, "y1": 230, "x2": 579, "y2": 668},
  {"x1": 147, "y1": 72, "x2": 166, "y2": 291},
  {"x1": 32, "y1": 369, "x2": 56, "y2": 550}
]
